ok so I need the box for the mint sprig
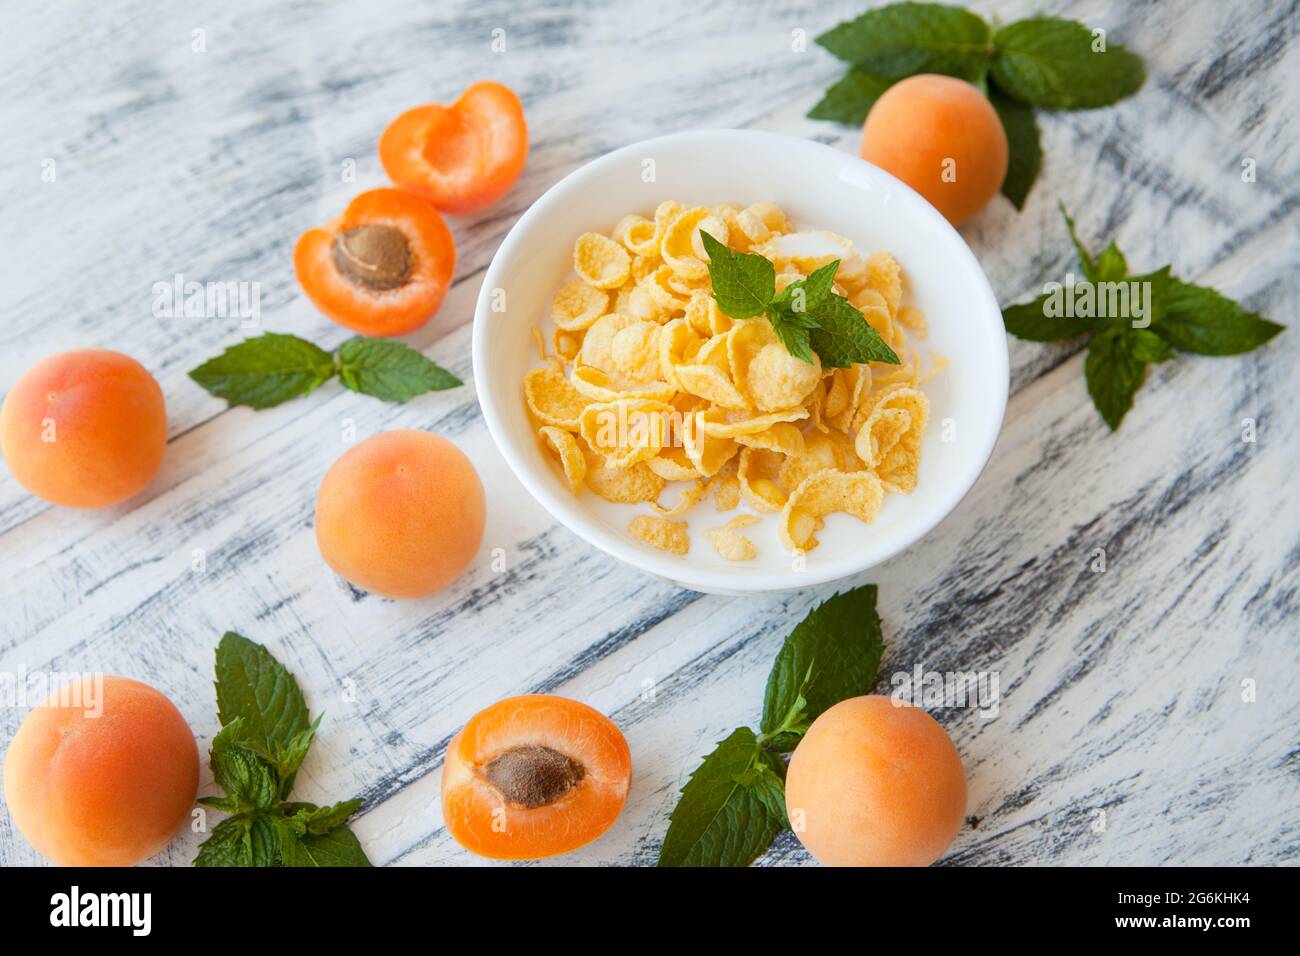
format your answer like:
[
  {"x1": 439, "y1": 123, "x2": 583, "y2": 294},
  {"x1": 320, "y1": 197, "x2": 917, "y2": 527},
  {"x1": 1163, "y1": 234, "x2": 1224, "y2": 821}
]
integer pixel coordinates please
[
  {"x1": 189, "y1": 332, "x2": 461, "y2": 409},
  {"x1": 809, "y1": 3, "x2": 1146, "y2": 210},
  {"x1": 700, "y1": 232, "x2": 899, "y2": 369},
  {"x1": 194, "y1": 632, "x2": 371, "y2": 867},
  {"x1": 1002, "y1": 205, "x2": 1284, "y2": 430},
  {"x1": 657, "y1": 585, "x2": 886, "y2": 867}
]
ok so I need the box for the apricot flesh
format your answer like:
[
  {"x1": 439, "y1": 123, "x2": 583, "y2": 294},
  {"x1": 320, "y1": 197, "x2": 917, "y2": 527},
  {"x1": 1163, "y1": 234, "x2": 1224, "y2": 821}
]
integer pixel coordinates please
[
  {"x1": 2, "y1": 676, "x2": 199, "y2": 867},
  {"x1": 785, "y1": 695, "x2": 966, "y2": 866},
  {"x1": 1, "y1": 349, "x2": 167, "y2": 508},
  {"x1": 860, "y1": 74, "x2": 1009, "y2": 227},
  {"x1": 442, "y1": 694, "x2": 632, "y2": 860},
  {"x1": 315, "y1": 429, "x2": 486, "y2": 599}
]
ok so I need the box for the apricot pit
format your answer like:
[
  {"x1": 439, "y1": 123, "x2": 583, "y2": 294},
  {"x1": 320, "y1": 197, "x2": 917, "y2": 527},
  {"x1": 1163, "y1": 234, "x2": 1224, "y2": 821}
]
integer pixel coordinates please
[{"x1": 332, "y1": 224, "x2": 412, "y2": 292}]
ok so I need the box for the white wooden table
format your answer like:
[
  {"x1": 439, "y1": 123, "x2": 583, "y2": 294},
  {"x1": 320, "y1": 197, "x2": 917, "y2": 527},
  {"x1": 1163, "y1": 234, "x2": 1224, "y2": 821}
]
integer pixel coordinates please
[{"x1": 1, "y1": 0, "x2": 1296, "y2": 866}]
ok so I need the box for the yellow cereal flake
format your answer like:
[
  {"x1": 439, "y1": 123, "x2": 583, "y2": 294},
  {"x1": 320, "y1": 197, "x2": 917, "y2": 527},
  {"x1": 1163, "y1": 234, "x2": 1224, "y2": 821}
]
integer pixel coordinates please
[
  {"x1": 651, "y1": 477, "x2": 711, "y2": 517},
  {"x1": 855, "y1": 387, "x2": 928, "y2": 493},
  {"x1": 683, "y1": 409, "x2": 740, "y2": 477},
  {"x1": 579, "y1": 398, "x2": 674, "y2": 469},
  {"x1": 570, "y1": 364, "x2": 676, "y2": 404},
  {"x1": 661, "y1": 207, "x2": 711, "y2": 281},
  {"x1": 707, "y1": 514, "x2": 760, "y2": 562},
  {"x1": 614, "y1": 214, "x2": 660, "y2": 258},
  {"x1": 574, "y1": 232, "x2": 632, "y2": 289},
  {"x1": 539, "y1": 425, "x2": 587, "y2": 495},
  {"x1": 779, "y1": 469, "x2": 885, "y2": 552},
  {"x1": 865, "y1": 252, "x2": 903, "y2": 317},
  {"x1": 585, "y1": 453, "x2": 664, "y2": 504},
  {"x1": 738, "y1": 447, "x2": 787, "y2": 513},
  {"x1": 628, "y1": 514, "x2": 690, "y2": 555},
  {"x1": 896, "y1": 304, "x2": 927, "y2": 338},
  {"x1": 551, "y1": 278, "x2": 610, "y2": 332},
  {"x1": 524, "y1": 366, "x2": 591, "y2": 430}
]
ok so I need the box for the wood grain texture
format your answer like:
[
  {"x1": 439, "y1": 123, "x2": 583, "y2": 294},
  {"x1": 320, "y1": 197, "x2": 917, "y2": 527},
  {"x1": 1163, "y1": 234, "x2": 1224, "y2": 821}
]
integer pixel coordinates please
[{"x1": 1, "y1": 0, "x2": 1296, "y2": 866}]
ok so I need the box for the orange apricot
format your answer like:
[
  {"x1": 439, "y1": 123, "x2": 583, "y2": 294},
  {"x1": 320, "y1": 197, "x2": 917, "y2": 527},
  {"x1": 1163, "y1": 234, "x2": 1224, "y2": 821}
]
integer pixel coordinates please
[
  {"x1": 441, "y1": 694, "x2": 632, "y2": 860},
  {"x1": 785, "y1": 695, "x2": 966, "y2": 866},
  {"x1": 380, "y1": 81, "x2": 528, "y2": 215},
  {"x1": 294, "y1": 188, "x2": 456, "y2": 337},
  {"x1": 860, "y1": 74, "x2": 1009, "y2": 227},
  {"x1": 315, "y1": 429, "x2": 485, "y2": 599},
  {"x1": 1, "y1": 349, "x2": 167, "y2": 508},
  {"x1": 2, "y1": 676, "x2": 199, "y2": 867}
]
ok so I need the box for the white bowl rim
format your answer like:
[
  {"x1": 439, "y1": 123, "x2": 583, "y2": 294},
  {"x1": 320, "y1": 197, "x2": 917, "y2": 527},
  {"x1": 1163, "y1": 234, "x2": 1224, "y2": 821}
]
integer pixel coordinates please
[{"x1": 473, "y1": 128, "x2": 1008, "y2": 593}]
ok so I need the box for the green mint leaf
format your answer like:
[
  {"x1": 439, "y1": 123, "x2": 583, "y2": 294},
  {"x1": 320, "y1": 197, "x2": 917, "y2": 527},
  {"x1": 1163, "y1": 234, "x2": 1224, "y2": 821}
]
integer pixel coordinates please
[
  {"x1": 210, "y1": 720, "x2": 279, "y2": 811},
  {"x1": 1060, "y1": 204, "x2": 1099, "y2": 281},
  {"x1": 760, "y1": 585, "x2": 886, "y2": 743},
  {"x1": 287, "y1": 799, "x2": 364, "y2": 835},
  {"x1": 1094, "y1": 242, "x2": 1129, "y2": 282},
  {"x1": 215, "y1": 632, "x2": 311, "y2": 759},
  {"x1": 808, "y1": 294, "x2": 901, "y2": 367},
  {"x1": 1150, "y1": 271, "x2": 1285, "y2": 355},
  {"x1": 748, "y1": 753, "x2": 790, "y2": 829},
  {"x1": 197, "y1": 795, "x2": 242, "y2": 814},
  {"x1": 193, "y1": 816, "x2": 252, "y2": 867},
  {"x1": 702, "y1": 231, "x2": 774, "y2": 318},
  {"x1": 189, "y1": 333, "x2": 336, "y2": 409},
  {"x1": 816, "y1": 2, "x2": 993, "y2": 82},
  {"x1": 657, "y1": 727, "x2": 785, "y2": 867},
  {"x1": 279, "y1": 824, "x2": 373, "y2": 867},
  {"x1": 807, "y1": 68, "x2": 895, "y2": 124},
  {"x1": 769, "y1": 316, "x2": 817, "y2": 365},
  {"x1": 336, "y1": 337, "x2": 461, "y2": 401},
  {"x1": 989, "y1": 88, "x2": 1041, "y2": 210},
  {"x1": 990, "y1": 17, "x2": 1145, "y2": 109},
  {"x1": 1129, "y1": 328, "x2": 1174, "y2": 363},
  {"x1": 773, "y1": 260, "x2": 839, "y2": 314},
  {"x1": 1085, "y1": 328, "x2": 1147, "y2": 430},
  {"x1": 1001, "y1": 293, "x2": 1097, "y2": 341},
  {"x1": 273, "y1": 714, "x2": 321, "y2": 799},
  {"x1": 248, "y1": 814, "x2": 279, "y2": 866}
]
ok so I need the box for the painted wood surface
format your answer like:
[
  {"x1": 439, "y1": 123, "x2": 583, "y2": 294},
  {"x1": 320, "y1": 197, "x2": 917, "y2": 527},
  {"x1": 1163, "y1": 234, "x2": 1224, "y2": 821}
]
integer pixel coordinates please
[{"x1": 1, "y1": 0, "x2": 1296, "y2": 866}]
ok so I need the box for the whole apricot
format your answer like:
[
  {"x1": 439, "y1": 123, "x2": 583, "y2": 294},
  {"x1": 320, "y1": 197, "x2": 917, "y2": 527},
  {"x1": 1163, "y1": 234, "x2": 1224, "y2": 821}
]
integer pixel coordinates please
[
  {"x1": 860, "y1": 74, "x2": 1009, "y2": 227},
  {"x1": 785, "y1": 695, "x2": 966, "y2": 866},
  {"x1": 315, "y1": 429, "x2": 485, "y2": 599},
  {"x1": 441, "y1": 694, "x2": 632, "y2": 859},
  {"x1": 1, "y1": 349, "x2": 167, "y2": 508},
  {"x1": 2, "y1": 676, "x2": 199, "y2": 867}
]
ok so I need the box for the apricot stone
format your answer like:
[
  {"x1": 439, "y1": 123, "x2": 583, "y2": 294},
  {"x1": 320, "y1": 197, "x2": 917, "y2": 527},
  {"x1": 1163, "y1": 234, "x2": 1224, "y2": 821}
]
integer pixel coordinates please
[
  {"x1": 861, "y1": 74, "x2": 1009, "y2": 227},
  {"x1": 785, "y1": 695, "x2": 967, "y2": 866},
  {"x1": 315, "y1": 429, "x2": 486, "y2": 599},
  {"x1": 2, "y1": 676, "x2": 200, "y2": 866},
  {"x1": 1, "y1": 349, "x2": 167, "y2": 508}
]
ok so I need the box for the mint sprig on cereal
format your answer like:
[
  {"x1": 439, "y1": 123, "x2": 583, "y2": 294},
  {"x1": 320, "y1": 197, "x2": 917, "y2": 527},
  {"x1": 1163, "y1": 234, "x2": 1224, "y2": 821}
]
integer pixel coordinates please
[{"x1": 700, "y1": 232, "x2": 900, "y2": 369}]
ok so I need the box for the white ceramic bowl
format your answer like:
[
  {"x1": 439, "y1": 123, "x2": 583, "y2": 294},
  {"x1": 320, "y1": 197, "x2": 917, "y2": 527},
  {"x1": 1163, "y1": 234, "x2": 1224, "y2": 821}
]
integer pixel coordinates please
[{"x1": 473, "y1": 130, "x2": 1007, "y2": 593}]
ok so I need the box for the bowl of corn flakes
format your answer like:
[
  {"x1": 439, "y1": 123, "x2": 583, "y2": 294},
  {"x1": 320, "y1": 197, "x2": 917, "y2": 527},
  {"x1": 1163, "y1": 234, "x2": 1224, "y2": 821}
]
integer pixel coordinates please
[{"x1": 473, "y1": 129, "x2": 1007, "y2": 593}]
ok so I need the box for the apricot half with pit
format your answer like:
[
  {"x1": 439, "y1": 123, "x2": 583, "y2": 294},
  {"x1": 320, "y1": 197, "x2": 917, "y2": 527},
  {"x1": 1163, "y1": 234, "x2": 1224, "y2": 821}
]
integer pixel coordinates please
[{"x1": 441, "y1": 694, "x2": 632, "y2": 859}]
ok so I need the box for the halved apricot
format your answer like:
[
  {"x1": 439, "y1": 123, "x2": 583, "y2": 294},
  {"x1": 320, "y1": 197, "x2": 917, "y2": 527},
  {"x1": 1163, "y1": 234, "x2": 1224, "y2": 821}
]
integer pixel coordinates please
[
  {"x1": 294, "y1": 188, "x2": 455, "y2": 336},
  {"x1": 441, "y1": 694, "x2": 631, "y2": 860},
  {"x1": 380, "y1": 81, "x2": 528, "y2": 215}
]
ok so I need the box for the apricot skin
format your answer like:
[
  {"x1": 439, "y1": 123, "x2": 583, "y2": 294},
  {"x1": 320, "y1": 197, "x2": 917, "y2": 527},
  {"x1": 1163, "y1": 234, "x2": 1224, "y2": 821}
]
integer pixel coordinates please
[
  {"x1": 2, "y1": 676, "x2": 199, "y2": 867},
  {"x1": 860, "y1": 74, "x2": 1009, "y2": 227},
  {"x1": 1, "y1": 349, "x2": 167, "y2": 508},
  {"x1": 315, "y1": 429, "x2": 486, "y2": 599},
  {"x1": 785, "y1": 695, "x2": 967, "y2": 867}
]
